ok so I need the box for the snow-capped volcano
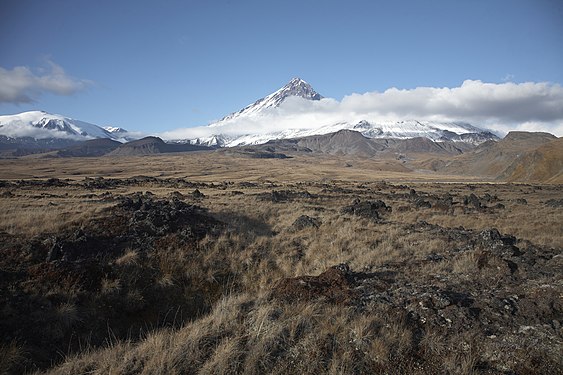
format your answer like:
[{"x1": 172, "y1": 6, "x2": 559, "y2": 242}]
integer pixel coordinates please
[
  {"x1": 212, "y1": 77, "x2": 323, "y2": 126},
  {"x1": 179, "y1": 78, "x2": 498, "y2": 147},
  {"x1": 0, "y1": 111, "x2": 127, "y2": 141}
]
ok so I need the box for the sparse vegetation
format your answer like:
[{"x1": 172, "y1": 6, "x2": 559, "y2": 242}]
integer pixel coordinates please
[{"x1": 0, "y1": 154, "x2": 561, "y2": 374}]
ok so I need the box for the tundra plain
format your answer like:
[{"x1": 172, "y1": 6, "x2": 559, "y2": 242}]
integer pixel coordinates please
[{"x1": 0, "y1": 152, "x2": 561, "y2": 374}]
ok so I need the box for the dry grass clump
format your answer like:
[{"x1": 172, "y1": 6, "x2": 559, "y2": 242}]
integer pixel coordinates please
[
  {"x1": 46, "y1": 293, "x2": 507, "y2": 375},
  {"x1": 0, "y1": 196, "x2": 112, "y2": 236},
  {"x1": 0, "y1": 340, "x2": 27, "y2": 375},
  {"x1": 43, "y1": 295, "x2": 403, "y2": 375}
]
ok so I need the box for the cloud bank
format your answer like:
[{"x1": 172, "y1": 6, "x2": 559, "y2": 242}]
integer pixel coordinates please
[
  {"x1": 161, "y1": 80, "x2": 563, "y2": 139},
  {"x1": 0, "y1": 122, "x2": 82, "y2": 140},
  {"x1": 0, "y1": 61, "x2": 91, "y2": 104}
]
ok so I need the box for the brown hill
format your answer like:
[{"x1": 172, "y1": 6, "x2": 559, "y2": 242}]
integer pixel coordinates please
[
  {"x1": 107, "y1": 137, "x2": 212, "y2": 156},
  {"x1": 296, "y1": 129, "x2": 386, "y2": 156},
  {"x1": 427, "y1": 131, "x2": 558, "y2": 179},
  {"x1": 56, "y1": 138, "x2": 122, "y2": 157},
  {"x1": 499, "y1": 137, "x2": 563, "y2": 183}
]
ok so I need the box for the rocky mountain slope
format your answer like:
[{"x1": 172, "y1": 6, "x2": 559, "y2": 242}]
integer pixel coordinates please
[
  {"x1": 234, "y1": 129, "x2": 473, "y2": 158},
  {"x1": 0, "y1": 135, "x2": 80, "y2": 157}
]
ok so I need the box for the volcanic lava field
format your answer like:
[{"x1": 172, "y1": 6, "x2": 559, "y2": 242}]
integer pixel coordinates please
[{"x1": 0, "y1": 153, "x2": 561, "y2": 374}]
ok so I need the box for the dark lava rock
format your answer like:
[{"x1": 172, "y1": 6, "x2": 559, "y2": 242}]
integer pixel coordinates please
[
  {"x1": 482, "y1": 193, "x2": 498, "y2": 202},
  {"x1": 191, "y1": 189, "x2": 205, "y2": 199},
  {"x1": 0, "y1": 180, "x2": 14, "y2": 188},
  {"x1": 169, "y1": 191, "x2": 185, "y2": 200},
  {"x1": 264, "y1": 190, "x2": 315, "y2": 203},
  {"x1": 45, "y1": 178, "x2": 68, "y2": 187},
  {"x1": 271, "y1": 190, "x2": 289, "y2": 202},
  {"x1": 426, "y1": 253, "x2": 445, "y2": 262},
  {"x1": 432, "y1": 194, "x2": 455, "y2": 212},
  {"x1": 121, "y1": 195, "x2": 215, "y2": 238},
  {"x1": 238, "y1": 182, "x2": 258, "y2": 188},
  {"x1": 476, "y1": 228, "x2": 521, "y2": 258},
  {"x1": 83, "y1": 177, "x2": 117, "y2": 189},
  {"x1": 41, "y1": 195, "x2": 222, "y2": 262},
  {"x1": 463, "y1": 193, "x2": 482, "y2": 209},
  {"x1": 291, "y1": 215, "x2": 321, "y2": 231},
  {"x1": 545, "y1": 199, "x2": 563, "y2": 208},
  {"x1": 414, "y1": 197, "x2": 432, "y2": 209},
  {"x1": 341, "y1": 199, "x2": 390, "y2": 221}
]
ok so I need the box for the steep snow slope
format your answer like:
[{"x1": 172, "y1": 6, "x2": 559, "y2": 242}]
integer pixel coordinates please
[{"x1": 211, "y1": 77, "x2": 322, "y2": 126}]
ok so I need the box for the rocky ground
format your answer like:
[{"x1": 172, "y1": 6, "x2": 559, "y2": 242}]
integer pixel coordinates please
[
  {"x1": 0, "y1": 177, "x2": 561, "y2": 374},
  {"x1": 273, "y1": 225, "x2": 562, "y2": 373}
]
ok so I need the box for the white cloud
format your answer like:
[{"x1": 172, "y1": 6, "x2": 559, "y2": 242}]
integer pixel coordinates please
[
  {"x1": 0, "y1": 122, "x2": 82, "y2": 140},
  {"x1": 161, "y1": 80, "x2": 563, "y2": 140},
  {"x1": 0, "y1": 61, "x2": 91, "y2": 104}
]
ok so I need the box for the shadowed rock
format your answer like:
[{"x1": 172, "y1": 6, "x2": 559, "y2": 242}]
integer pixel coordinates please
[
  {"x1": 191, "y1": 189, "x2": 205, "y2": 199},
  {"x1": 341, "y1": 199, "x2": 391, "y2": 221},
  {"x1": 291, "y1": 215, "x2": 321, "y2": 231},
  {"x1": 464, "y1": 193, "x2": 482, "y2": 209},
  {"x1": 545, "y1": 198, "x2": 563, "y2": 208}
]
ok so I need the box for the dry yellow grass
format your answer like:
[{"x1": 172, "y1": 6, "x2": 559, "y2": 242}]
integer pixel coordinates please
[
  {"x1": 0, "y1": 152, "x2": 487, "y2": 182},
  {"x1": 0, "y1": 197, "x2": 112, "y2": 236},
  {"x1": 0, "y1": 153, "x2": 560, "y2": 375}
]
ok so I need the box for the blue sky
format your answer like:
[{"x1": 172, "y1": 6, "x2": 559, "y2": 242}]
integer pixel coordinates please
[{"x1": 1, "y1": 0, "x2": 562, "y2": 134}]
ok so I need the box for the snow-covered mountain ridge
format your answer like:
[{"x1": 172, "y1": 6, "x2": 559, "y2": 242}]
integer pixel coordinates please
[
  {"x1": 181, "y1": 78, "x2": 499, "y2": 147},
  {"x1": 0, "y1": 111, "x2": 128, "y2": 141},
  {"x1": 189, "y1": 119, "x2": 498, "y2": 147}
]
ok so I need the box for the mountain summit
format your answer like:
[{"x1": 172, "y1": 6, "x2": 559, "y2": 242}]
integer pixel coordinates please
[
  {"x1": 276, "y1": 77, "x2": 323, "y2": 102},
  {"x1": 214, "y1": 78, "x2": 323, "y2": 125}
]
